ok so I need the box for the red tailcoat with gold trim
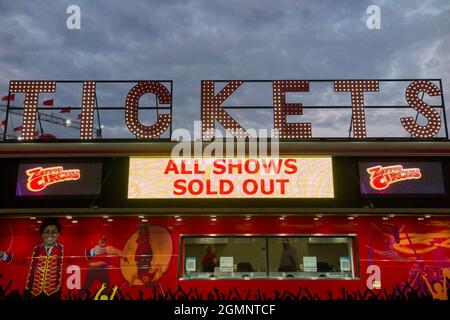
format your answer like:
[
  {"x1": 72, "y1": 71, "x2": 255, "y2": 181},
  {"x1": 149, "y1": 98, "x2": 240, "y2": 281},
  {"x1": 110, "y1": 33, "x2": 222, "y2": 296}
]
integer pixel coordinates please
[{"x1": 26, "y1": 243, "x2": 64, "y2": 297}]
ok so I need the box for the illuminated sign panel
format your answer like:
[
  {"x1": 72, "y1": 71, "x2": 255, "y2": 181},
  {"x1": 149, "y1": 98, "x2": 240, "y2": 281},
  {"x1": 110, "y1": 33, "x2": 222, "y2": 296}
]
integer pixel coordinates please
[
  {"x1": 359, "y1": 161, "x2": 444, "y2": 195},
  {"x1": 26, "y1": 166, "x2": 81, "y2": 192},
  {"x1": 128, "y1": 157, "x2": 334, "y2": 199},
  {"x1": 16, "y1": 161, "x2": 102, "y2": 197},
  {"x1": 3, "y1": 79, "x2": 446, "y2": 141}
]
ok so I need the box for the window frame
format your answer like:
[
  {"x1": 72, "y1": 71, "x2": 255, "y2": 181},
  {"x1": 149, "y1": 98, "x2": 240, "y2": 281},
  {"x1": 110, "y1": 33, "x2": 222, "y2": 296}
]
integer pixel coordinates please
[{"x1": 178, "y1": 234, "x2": 360, "y2": 280}]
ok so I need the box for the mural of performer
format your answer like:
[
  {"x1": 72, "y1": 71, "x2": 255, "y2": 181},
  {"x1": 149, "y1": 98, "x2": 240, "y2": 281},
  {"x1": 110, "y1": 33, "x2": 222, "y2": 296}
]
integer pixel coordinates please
[
  {"x1": 368, "y1": 221, "x2": 450, "y2": 295},
  {"x1": 78, "y1": 235, "x2": 128, "y2": 299},
  {"x1": 121, "y1": 222, "x2": 172, "y2": 296},
  {"x1": 0, "y1": 218, "x2": 64, "y2": 300},
  {"x1": 369, "y1": 223, "x2": 407, "y2": 260},
  {"x1": 134, "y1": 223, "x2": 156, "y2": 286}
]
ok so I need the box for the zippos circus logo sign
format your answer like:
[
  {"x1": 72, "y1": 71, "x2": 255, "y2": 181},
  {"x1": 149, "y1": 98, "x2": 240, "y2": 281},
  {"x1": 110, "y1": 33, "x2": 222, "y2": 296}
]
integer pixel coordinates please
[
  {"x1": 366, "y1": 165, "x2": 421, "y2": 190},
  {"x1": 128, "y1": 157, "x2": 334, "y2": 199},
  {"x1": 16, "y1": 161, "x2": 103, "y2": 197},
  {"x1": 358, "y1": 161, "x2": 445, "y2": 195},
  {"x1": 26, "y1": 166, "x2": 80, "y2": 192}
]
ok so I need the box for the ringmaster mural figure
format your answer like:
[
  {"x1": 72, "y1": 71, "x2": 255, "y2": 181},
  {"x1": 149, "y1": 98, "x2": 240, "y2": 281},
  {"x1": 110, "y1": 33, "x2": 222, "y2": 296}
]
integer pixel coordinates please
[{"x1": 0, "y1": 218, "x2": 64, "y2": 300}]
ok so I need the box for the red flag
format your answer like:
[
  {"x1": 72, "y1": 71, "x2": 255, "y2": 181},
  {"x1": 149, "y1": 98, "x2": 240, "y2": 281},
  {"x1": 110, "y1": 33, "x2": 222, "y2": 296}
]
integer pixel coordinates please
[
  {"x1": 0, "y1": 119, "x2": 6, "y2": 126},
  {"x1": 1, "y1": 94, "x2": 15, "y2": 101},
  {"x1": 43, "y1": 99, "x2": 54, "y2": 106},
  {"x1": 13, "y1": 125, "x2": 23, "y2": 132},
  {"x1": 59, "y1": 107, "x2": 71, "y2": 113}
]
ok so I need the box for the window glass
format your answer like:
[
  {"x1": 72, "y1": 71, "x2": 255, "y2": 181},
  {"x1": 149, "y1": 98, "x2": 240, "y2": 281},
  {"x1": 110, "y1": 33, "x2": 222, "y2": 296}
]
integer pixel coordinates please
[
  {"x1": 268, "y1": 237, "x2": 354, "y2": 278},
  {"x1": 183, "y1": 237, "x2": 267, "y2": 279},
  {"x1": 181, "y1": 236, "x2": 356, "y2": 280}
]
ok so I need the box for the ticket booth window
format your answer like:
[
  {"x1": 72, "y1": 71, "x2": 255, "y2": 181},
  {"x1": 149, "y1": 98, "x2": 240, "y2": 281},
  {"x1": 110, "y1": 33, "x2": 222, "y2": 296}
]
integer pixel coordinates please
[
  {"x1": 182, "y1": 237, "x2": 267, "y2": 279},
  {"x1": 267, "y1": 237, "x2": 356, "y2": 279},
  {"x1": 180, "y1": 235, "x2": 357, "y2": 280}
]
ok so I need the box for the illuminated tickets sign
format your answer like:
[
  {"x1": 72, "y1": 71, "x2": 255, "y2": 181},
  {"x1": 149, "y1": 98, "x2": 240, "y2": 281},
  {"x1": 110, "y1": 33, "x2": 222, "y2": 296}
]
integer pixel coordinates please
[
  {"x1": 359, "y1": 161, "x2": 444, "y2": 195},
  {"x1": 3, "y1": 79, "x2": 446, "y2": 141},
  {"x1": 16, "y1": 161, "x2": 102, "y2": 197},
  {"x1": 128, "y1": 157, "x2": 334, "y2": 199}
]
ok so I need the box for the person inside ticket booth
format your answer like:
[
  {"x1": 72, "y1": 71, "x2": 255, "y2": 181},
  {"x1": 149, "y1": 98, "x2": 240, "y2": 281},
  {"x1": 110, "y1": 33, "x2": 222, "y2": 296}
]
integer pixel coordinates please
[
  {"x1": 201, "y1": 245, "x2": 218, "y2": 272},
  {"x1": 278, "y1": 240, "x2": 300, "y2": 272}
]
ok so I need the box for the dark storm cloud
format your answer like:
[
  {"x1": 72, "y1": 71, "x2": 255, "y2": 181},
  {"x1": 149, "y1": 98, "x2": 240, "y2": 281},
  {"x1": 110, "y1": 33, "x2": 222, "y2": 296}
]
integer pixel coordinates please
[{"x1": 0, "y1": 0, "x2": 449, "y2": 138}]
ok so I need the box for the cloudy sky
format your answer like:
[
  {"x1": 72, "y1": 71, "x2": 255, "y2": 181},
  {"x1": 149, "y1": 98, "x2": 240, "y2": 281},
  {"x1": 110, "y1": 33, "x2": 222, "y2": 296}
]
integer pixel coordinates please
[{"x1": 0, "y1": 0, "x2": 449, "y2": 140}]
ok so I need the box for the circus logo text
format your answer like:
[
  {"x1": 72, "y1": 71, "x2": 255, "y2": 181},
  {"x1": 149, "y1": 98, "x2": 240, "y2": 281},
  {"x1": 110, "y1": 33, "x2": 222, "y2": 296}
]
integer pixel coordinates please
[
  {"x1": 367, "y1": 165, "x2": 422, "y2": 191},
  {"x1": 26, "y1": 166, "x2": 81, "y2": 192}
]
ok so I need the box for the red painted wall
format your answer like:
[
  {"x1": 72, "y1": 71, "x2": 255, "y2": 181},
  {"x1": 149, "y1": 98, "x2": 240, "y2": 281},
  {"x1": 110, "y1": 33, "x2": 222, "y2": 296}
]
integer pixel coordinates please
[{"x1": 0, "y1": 215, "x2": 449, "y2": 300}]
